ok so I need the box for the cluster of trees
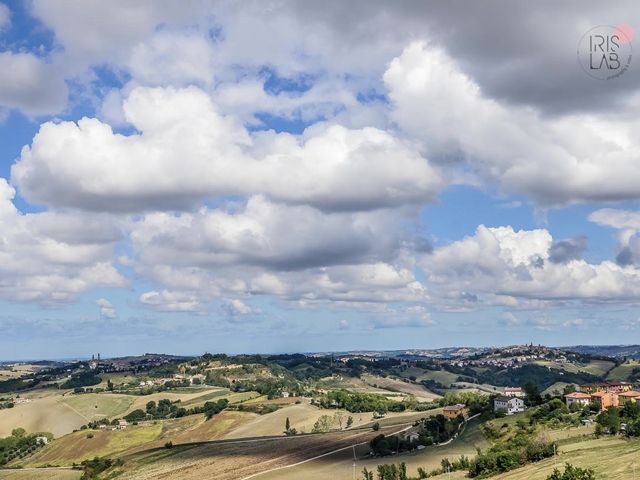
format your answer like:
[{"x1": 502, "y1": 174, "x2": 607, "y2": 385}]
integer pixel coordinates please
[
  {"x1": 0, "y1": 377, "x2": 39, "y2": 393},
  {"x1": 0, "y1": 396, "x2": 14, "y2": 409},
  {"x1": 0, "y1": 428, "x2": 51, "y2": 466},
  {"x1": 316, "y1": 390, "x2": 407, "y2": 413},
  {"x1": 596, "y1": 401, "x2": 640, "y2": 436},
  {"x1": 362, "y1": 462, "x2": 409, "y2": 480},
  {"x1": 311, "y1": 412, "x2": 354, "y2": 433},
  {"x1": 369, "y1": 434, "x2": 415, "y2": 457},
  {"x1": 61, "y1": 371, "x2": 101, "y2": 389},
  {"x1": 123, "y1": 398, "x2": 230, "y2": 423},
  {"x1": 469, "y1": 432, "x2": 555, "y2": 477},
  {"x1": 436, "y1": 391, "x2": 490, "y2": 414},
  {"x1": 419, "y1": 413, "x2": 463, "y2": 445},
  {"x1": 528, "y1": 398, "x2": 581, "y2": 427},
  {"x1": 547, "y1": 464, "x2": 595, "y2": 480},
  {"x1": 235, "y1": 403, "x2": 280, "y2": 415},
  {"x1": 73, "y1": 456, "x2": 123, "y2": 479},
  {"x1": 440, "y1": 362, "x2": 599, "y2": 391},
  {"x1": 361, "y1": 457, "x2": 471, "y2": 480}
]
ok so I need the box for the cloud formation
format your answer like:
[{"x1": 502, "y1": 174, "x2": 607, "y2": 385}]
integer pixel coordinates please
[
  {"x1": 0, "y1": 179, "x2": 125, "y2": 303},
  {"x1": 13, "y1": 86, "x2": 441, "y2": 213},
  {"x1": 385, "y1": 42, "x2": 640, "y2": 206}
]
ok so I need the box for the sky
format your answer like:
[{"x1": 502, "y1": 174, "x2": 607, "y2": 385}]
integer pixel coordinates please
[{"x1": 1, "y1": 1, "x2": 640, "y2": 360}]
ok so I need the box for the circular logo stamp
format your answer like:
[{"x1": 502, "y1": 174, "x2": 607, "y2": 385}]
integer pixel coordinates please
[{"x1": 577, "y1": 24, "x2": 633, "y2": 80}]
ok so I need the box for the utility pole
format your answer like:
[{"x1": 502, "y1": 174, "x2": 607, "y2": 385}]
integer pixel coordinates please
[{"x1": 352, "y1": 445, "x2": 356, "y2": 480}]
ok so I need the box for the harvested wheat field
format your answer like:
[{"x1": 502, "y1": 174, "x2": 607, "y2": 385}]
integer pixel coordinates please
[{"x1": 0, "y1": 468, "x2": 81, "y2": 480}]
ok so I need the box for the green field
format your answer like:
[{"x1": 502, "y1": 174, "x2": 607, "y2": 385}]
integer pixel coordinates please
[
  {"x1": 534, "y1": 359, "x2": 615, "y2": 377},
  {"x1": 607, "y1": 360, "x2": 640, "y2": 381},
  {"x1": 396, "y1": 367, "x2": 459, "y2": 387},
  {"x1": 542, "y1": 382, "x2": 574, "y2": 396},
  {"x1": 491, "y1": 437, "x2": 640, "y2": 480}
]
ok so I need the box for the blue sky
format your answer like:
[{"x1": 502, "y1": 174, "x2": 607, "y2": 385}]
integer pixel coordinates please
[{"x1": 1, "y1": 1, "x2": 640, "y2": 360}]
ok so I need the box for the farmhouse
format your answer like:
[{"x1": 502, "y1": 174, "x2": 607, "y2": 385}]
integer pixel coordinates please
[
  {"x1": 494, "y1": 395, "x2": 525, "y2": 415},
  {"x1": 117, "y1": 419, "x2": 128, "y2": 430},
  {"x1": 564, "y1": 391, "x2": 591, "y2": 409},
  {"x1": 442, "y1": 403, "x2": 469, "y2": 419}
]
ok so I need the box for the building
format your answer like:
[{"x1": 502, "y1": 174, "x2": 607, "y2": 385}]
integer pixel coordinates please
[
  {"x1": 564, "y1": 391, "x2": 591, "y2": 409},
  {"x1": 590, "y1": 391, "x2": 618, "y2": 410},
  {"x1": 189, "y1": 374, "x2": 206, "y2": 385},
  {"x1": 35, "y1": 436, "x2": 48, "y2": 445},
  {"x1": 618, "y1": 391, "x2": 640, "y2": 405},
  {"x1": 580, "y1": 382, "x2": 633, "y2": 394},
  {"x1": 442, "y1": 404, "x2": 469, "y2": 419},
  {"x1": 504, "y1": 387, "x2": 525, "y2": 398},
  {"x1": 494, "y1": 395, "x2": 525, "y2": 415},
  {"x1": 404, "y1": 432, "x2": 420, "y2": 442},
  {"x1": 117, "y1": 419, "x2": 128, "y2": 430}
]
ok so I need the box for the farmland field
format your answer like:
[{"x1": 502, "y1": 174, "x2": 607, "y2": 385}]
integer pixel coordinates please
[
  {"x1": 256, "y1": 417, "x2": 488, "y2": 480},
  {"x1": 490, "y1": 437, "x2": 640, "y2": 480},
  {"x1": 396, "y1": 367, "x2": 459, "y2": 387},
  {"x1": 61, "y1": 393, "x2": 135, "y2": 420},
  {"x1": 0, "y1": 395, "x2": 87, "y2": 437},
  {"x1": 23, "y1": 423, "x2": 163, "y2": 466},
  {"x1": 361, "y1": 374, "x2": 441, "y2": 401},
  {"x1": 534, "y1": 359, "x2": 615, "y2": 377},
  {"x1": 607, "y1": 360, "x2": 640, "y2": 380},
  {"x1": 105, "y1": 424, "x2": 412, "y2": 480},
  {"x1": 0, "y1": 468, "x2": 81, "y2": 479}
]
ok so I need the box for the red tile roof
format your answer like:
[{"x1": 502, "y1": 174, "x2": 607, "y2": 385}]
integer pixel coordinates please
[{"x1": 565, "y1": 392, "x2": 591, "y2": 399}]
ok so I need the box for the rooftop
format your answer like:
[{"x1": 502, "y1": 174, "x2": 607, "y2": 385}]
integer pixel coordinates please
[
  {"x1": 619, "y1": 391, "x2": 640, "y2": 397},
  {"x1": 565, "y1": 392, "x2": 591, "y2": 399}
]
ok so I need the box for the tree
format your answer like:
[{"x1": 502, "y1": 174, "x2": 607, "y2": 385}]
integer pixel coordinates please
[
  {"x1": 107, "y1": 379, "x2": 114, "y2": 391},
  {"x1": 285, "y1": 417, "x2": 290, "y2": 431},
  {"x1": 547, "y1": 463, "x2": 595, "y2": 480},
  {"x1": 372, "y1": 422, "x2": 380, "y2": 431},
  {"x1": 347, "y1": 416, "x2": 354, "y2": 428},
  {"x1": 523, "y1": 382, "x2": 543, "y2": 406},
  {"x1": 11, "y1": 428, "x2": 25, "y2": 438},
  {"x1": 597, "y1": 407, "x2": 621, "y2": 434}
]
